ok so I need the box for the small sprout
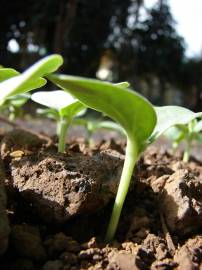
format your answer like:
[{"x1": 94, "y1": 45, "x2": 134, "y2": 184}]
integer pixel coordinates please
[
  {"x1": 47, "y1": 74, "x2": 157, "y2": 241},
  {"x1": 150, "y1": 106, "x2": 202, "y2": 143},
  {"x1": 0, "y1": 55, "x2": 63, "y2": 105},
  {"x1": 150, "y1": 106, "x2": 202, "y2": 162},
  {"x1": 164, "y1": 117, "x2": 202, "y2": 162},
  {"x1": 73, "y1": 118, "x2": 125, "y2": 146},
  {"x1": 31, "y1": 90, "x2": 86, "y2": 152},
  {"x1": 0, "y1": 93, "x2": 31, "y2": 121}
]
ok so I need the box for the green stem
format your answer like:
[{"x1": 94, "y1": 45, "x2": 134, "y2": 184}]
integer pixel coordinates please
[
  {"x1": 105, "y1": 138, "x2": 138, "y2": 242},
  {"x1": 58, "y1": 117, "x2": 69, "y2": 153},
  {"x1": 183, "y1": 139, "x2": 191, "y2": 162}
]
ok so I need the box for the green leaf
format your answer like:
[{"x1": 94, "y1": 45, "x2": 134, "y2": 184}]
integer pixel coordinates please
[
  {"x1": 60, "y1": 101, "x2": 86, "y2": 118},
  {"x1": 150, "y1": 106, "x2": 202, "y2": 142},
  {"x1": 0, "y1": 54, "x2": 63, "y2": 105},
  {"x1": 48, "y1": 74, "x2": 156, "y2": 153},
  {"x1": 193, "y1": 119, "x2": 202, "y2": 133},
  {"x1": 31, "y1": 90, "x2": 86, "y2": 119},
  {"x1": 0, "y1": 68, "x2": 19, "y2": 82}
]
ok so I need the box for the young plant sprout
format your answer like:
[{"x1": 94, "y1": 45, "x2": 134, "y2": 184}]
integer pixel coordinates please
[
  {"x1": 0, "y1": 68, "x2": 31, "y2": 120},
  {"x1": 73, "y1": 118, "x2": 125, "y2": 146},
  {"x1": 164, "y1": 118, "x2": 202, "y2": 162},
  {"x1": 0, "y1": 93, "x2": 31, "y2": 121},
  {"x1": 47, "y1": 74, "x2": 157, "y2": 241},
  {"x1": 150, "y1": 106, "x2": 202, "y2": 141},
  {"x1": 31, "y1": 90, "x2": 86, "y2": 152},
  {"x1": 0, "y1": 54, "x2": 63, "y2": 106},
  {"x1": 48, "y1": 74, "x2": 202, "y2": 242}
]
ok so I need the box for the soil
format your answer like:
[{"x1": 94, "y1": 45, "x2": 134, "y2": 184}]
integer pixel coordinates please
[{"x1": 0, "y1": 128, "x2": 202, "y2": 270}]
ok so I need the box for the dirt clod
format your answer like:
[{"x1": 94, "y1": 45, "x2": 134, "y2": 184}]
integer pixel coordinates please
[
  {"x1": 174, "y1": 235, "x2": 202, "y2": 270},
  {"x1": 160, "y1": 169, "x2": 202, "y2": 234},
  {"x1": 10, "y1": 150, "x2": 123, "y2": 224}
]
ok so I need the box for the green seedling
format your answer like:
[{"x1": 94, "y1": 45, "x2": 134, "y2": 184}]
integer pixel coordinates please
[
  {"x1": 164, "y1": 118, "x2": 202, "y2": 162},
  {"x1": 47, "y1": 74, "x2": 157, "y2": 241},
  {"x1": 0, "y1": 93, "x2": 31, "y2": 121},
  {"x1": 73, "y1": 118, "x2": 125, "y2": 146},
  {"x1": 48, "y1": 74, "x2": 202, "y2": 241},
  {"x1": 0, "y1": 68, "x2": 30, "y2": 120},
  {"x1": 31, "y1": 90, "x2": 86, "y2": 152},
  {"x1": 0, "y1": 55, "x2": 63, "y2": 105}
]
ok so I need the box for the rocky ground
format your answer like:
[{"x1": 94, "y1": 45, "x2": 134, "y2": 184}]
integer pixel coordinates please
[{"x1": 0, "y1": 124, "x2": 202, "y2": 270}]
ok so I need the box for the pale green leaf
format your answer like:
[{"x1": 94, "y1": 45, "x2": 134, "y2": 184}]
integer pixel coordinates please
[
  {"x1": 0, "y1": 54, "x2": 63, "y2": 105},
  {"x1": 150, "y1": 106, "x2": 202, "y2": 142},
  {"x1": 31, "y1": 90, "x2": 86, "y2": 120}
]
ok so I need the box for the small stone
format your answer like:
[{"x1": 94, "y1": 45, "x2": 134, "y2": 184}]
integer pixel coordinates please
[
  {"x1": 108, "y1": 252, "x2": 137, "y2": 270},
  {"x1": 160, "y1": 170, "x2": 202, "y2": 234},
  {"x1": 78, "y1": 248, "x2": 101, "y2": 260}
]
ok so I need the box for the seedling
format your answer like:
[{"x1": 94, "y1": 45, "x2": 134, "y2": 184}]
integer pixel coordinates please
[
  {"x1": 47, "y1": 75, "x2": 157, "y2": 241},
  {"x1": 0, "y1": 93, "x2": 31, "y2": 121},
  {"x1": 164, "y1": 118, "x2": 202, "y2": 162},
  {"x1": 0, "y1": 54, "x2": 63, "y2": 105},
  {"x1": 73, "y1": 118, "x2": 125, "y2": 146},
  {"x1": 48, "y1": 74, "x2": 202, "y2": 241},
  {"x1": 31, "y1": 90, "x2": 86, "y2": 152},
  {"x1": 0, "y1": 68, "x2": 31, "y2": 120}
]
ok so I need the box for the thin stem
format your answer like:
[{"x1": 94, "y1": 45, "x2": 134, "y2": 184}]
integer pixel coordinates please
[
  {"x1": 58, "y1": 117, "x2": 69, "y2": 153},
  {"x1": 105, "y1": 138, "x2": 138, "y2": 242},
  {"x1": 183, "y1": 139, "x2": 191, "y2": 162}
]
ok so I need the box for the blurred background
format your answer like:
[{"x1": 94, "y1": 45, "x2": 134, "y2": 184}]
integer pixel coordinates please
[{"x1": 1, "y1": 0, "x2": 202, "y2": 110}]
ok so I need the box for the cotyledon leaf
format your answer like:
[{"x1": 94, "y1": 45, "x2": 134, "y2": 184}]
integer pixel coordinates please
[
  {"x1": 0, "y1": 54, "x2": 63, "y2": 105},
  {"x1": 31, "y1": 90, "x2": 86, "y2": 119},
  {"x1": 0, "y1": 68, "x2": 19, "y2": 82},
  {"x1": 150, "y1": 106, "x2": 202, "y2": 142},
  {"x1": 48, "y1": 74, "x2": 157, "y2": 153}
]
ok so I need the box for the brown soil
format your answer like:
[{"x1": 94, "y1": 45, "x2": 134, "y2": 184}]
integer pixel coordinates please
[{"x1": 0, "y1": 128, "x2": 202, "y2": 270}]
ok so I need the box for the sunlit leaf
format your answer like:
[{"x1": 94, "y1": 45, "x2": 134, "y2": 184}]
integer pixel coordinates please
[
  {"x1": 48, "y1": 74, "x2": 156, "y2": 153},
  {"x1": 31, "y1": 90, "x2": 86, "y2": 118},
  {"x1": 0, "y1": 68, "x2": 19, "y2": 82},
  {"x1": 0, "y1": 54, "x2": 63, "y2": 105},
  {"x1": 150, "y1": 106, "x2": 202, "y2": 142}
]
